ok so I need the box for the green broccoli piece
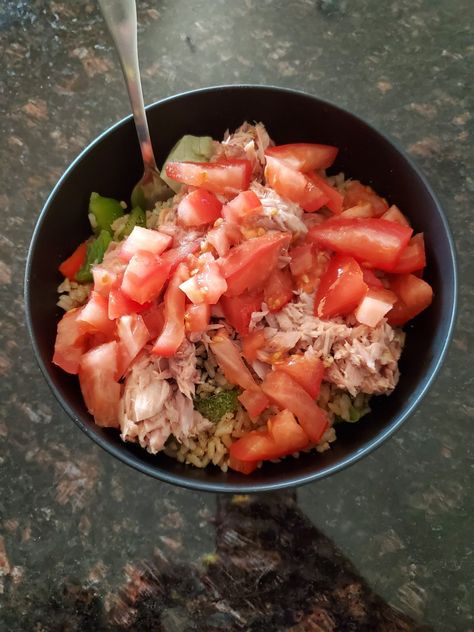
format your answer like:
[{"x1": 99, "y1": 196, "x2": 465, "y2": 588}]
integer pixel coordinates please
[{"x1": 194, "y1": 389, "x2": 239, "y2": 424}]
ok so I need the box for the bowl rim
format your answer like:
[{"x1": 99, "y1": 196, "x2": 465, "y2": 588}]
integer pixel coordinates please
[{"x1": 25, "y1": 83, "x2": 458, "y2": 493}]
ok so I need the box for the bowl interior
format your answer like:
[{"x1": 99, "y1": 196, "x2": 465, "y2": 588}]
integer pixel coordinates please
[{"x1": 25, "y1": 86, "x2": 457, "y2": 492}]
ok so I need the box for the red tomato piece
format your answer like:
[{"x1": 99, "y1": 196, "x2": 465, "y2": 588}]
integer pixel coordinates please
[
  {"x1": 354, "y1": 288, "x2": 397, "y2": 327},
  {"x1": 160, "y1": 239, "x2": 201, "y2": 271},
  {"x1": 120, "y1": 227, "x2": 172, "y2": 263},
  {"x1": 107, "y1": 287, "x2": 150, "y2": 320},
  {"x1": 267, "y1": 409, "x2": 310, "y2": 453},
  {"x1": 59, "y1": 241, "x2": 87, "y2": 280},
  {"x1": 206, "y1": 221, "x2": 242, "y2": 257},
  {"x1": 219, "y1": 231, "x2": 291, "y2": 297},
  {"x1": 308, "y1": 172, "x2": 344, "y2": 214},
  {"x1": 238, "y1": 389, "x2": 270, "y2": 419},
  {"x1": 116, "y1": 314, "x2": 150, "y2": 377},
  {"x1": 220, "y1": 292, "x2": 263, "y2": 336},
  {"x1": 265, "y1": 143, "x2": 338, "y2": 172},
  {"x1": 222, "y1": 190, "x2": 262, "y2": 224},
  {"x1": 343, "y1": 180, "x2": 389, "y2": 217},
  {"x1": 289, "y1": 243, "x2": 313, "y2": 277},
  {"x1": 229, "y1": 430, "x2": 279, "y2": 462},
  {"x1": 264, "y1": 155, "x2": 330, "y2": 212},
  {"x1": 391, "y1": 234, "x2": 426, "y2": 274},
  {"x1": 276, "y1": 353, "x2": 324, "y2": 399},
  {"x1": 264, "y1": 267, "x2": 293, "y2": 312},
  {"x1": 53, "y1": 307, "x2": 89, "y2": 374},
  {"x1": 387, "y1": 274, "x2": 433, "y2": 326},
  {"x1": 184, "y1": 303, "x2": 211, "y2": 333},
  {"x1": 165, "y1": 159, "x2": 252, "y2": 196},
  {"x1": 141, "y1": 302, "x2": 165, "y2": 338},
  {"x1": 314, "y1": 254, "x2": 368, "y2": 319},
  {"x1": 261, "y1": 371, "x2": 329, "y2": 443},
  {"x1": 209, "y1": 329, "x2": 259, "y2": 391},
  {"x1": 308, "y1": 217, "x2": 413, "y2": 271},
  {"x1": 228, "y1": 455, "x2": 259, "y2": 475},
  {"x1": 179, "y1": 255, "x2": 227, "y2": 305},
  {"x1": 78, "y1": 341, "x2": 121, "y2": 428},
  {"x1": 381, "y1": 205, "x2": 411, "y2": 227},
  {"x1": 242, "y1": 328, "x2": 266, "y2": 363},
  {"x1": 121, "y1": 251, "x2": 172, "y2": 305},
  {"x1": 340, "y1": 203, "x2": 373, "y2": 219},
  {"x1": 362, "y1": 268, "x2": 385, "y2": 289},
  {"x1": 77, "y1": 291, "x2": 115, "y2": 339},
  {"x1": 177, "y1": 188, "x2": 223, "y2": 227},
  {"x1": 152, "y1": 264, "x2": 188, "y2": 357}
]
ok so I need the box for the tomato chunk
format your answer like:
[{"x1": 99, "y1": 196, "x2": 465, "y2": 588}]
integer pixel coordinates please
[
  {"x1": 387, "y1": 274, "x2": 433, "y2": 326},
  {"x1": 120, "y1": 227, "x2": 172, "y2": 263},
  {"x1": 116, "y1": 314, "x2": 150, "y2": 377},
  {"x1": 261, "y1": 371, "x2": 329, "y2": 443},
  {"x1": 265, "y1": 143, "x2": 338, "y2": 172},
  {"x1": 354, "y1": 288, "x2": 397, "y2": 327},
  {"x1": 238, "y1": 389, "x2": 270, "y2": 419},
  {"x1": 362, "y1": 268, "x2": 385, "y2": 289},
  {"x1": 276, "y1": 352, "x2": 324, "y2": 399},
  {"x1": 121, "y1": 251, "x2": 172, "y2": 305},
  {"x1": 219, "y1": 231, "x2": 291, "y2": 297},
  {"x1": 152, "y1": 264, "x2": 188, "y2": 357},
  {"x1": 160, "y1": 240, "x2": 201, "y2": 271},
  {"x1": 228, "y1": 455, "x2": 259, "y2": 475},
  {"x1": 177, "y1": 188, "x2": 223, "y2": 227},
  {"x1": 206, "y1": 221, "x2": 242, "y2": 257},
  {"x1": 340, "y1": 203, "x2": 373, "y2": 219},
  {"x1": 264, "y1": 155, "x2": 330, "y2": 212},
  {"x1": 229, "y1": 430, "x2": 278, "y2": 462},
  {"x1": 209, "y1": 329, "x2": 259, "y2": 391},
  {"x1": 79, "y1": 341, "x2": 121, "y2": 427},
  {"x1": 107, "y1": 287, "x2": 150, "y2": 320},
  {"x1": 222, "y1": 190, "x2": 262, "y2": 224},
  {"x1": 220, "y1": 291, "x2": 263, "y2": 336},
  {"x1": 381, "y1": 205, "x2": 411, "y2": 227},
  {"x1": 53, "y1": 307, "x2": 89, "y2": 374},
  {"x1": 308, "y1": 218, "x2": 413, "y2": 271},
  {"x1": 343, "y1": 180, "x2": 388, "y2": 217},
  {"x1": 391, "y1": 234, "x2": 426, "y2": 274},
  {"x1": 165, "y1": 159, "x2": 252, "y2": 196},
  {"x1": 308, "y1": 172, "x2": 344, "y2": 214},
  {"x1": 264, "y1": 267, "x2": 293, "y2": 312},
  {"x1": 59, "y1": 241, "x2": 87, "y2": 280},
  {"x1": 314, "y1": 254, "x2": 367, "y2": 319},
  {"x1": 179, "y1": 255, "x2": 227, "y2": 305},
  {"x1": 77, "y1": 291, "x2": 115, "y2": 338},
  {"x1": 242, "y1": 328, "x2": 266, "y2": 363},
  {"x1": 141, "y1": 301, "x2": 165, "y2": 338},
  {"x1": 184, "y1": 303, "x2": 211, "y2": 334},
  {"x1": 289, "y1": 243, "x2": 313, "y2": 277}
]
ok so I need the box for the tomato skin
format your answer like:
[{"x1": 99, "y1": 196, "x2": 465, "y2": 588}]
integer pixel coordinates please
[
  {"x1": 184, "y1": 303, "x2": 211, "y2": 333},
  {"x1": 242, "y1": 328, "x2": 266, "y2": 363},
  {"x1": 362, "y1": 268, "x2": 385, "y2": 289},
  {"x1": 261, "y1": 371, "x2": 329, "y2": 443},
  {"x1": 107, "y1": 287, "x2": 150, "y2": 320},
  {"x1": 238, "y1": 388, "x2": 270, "y2": 419},
  {"x1": 228, "y1": 455, "x2": 259, "y2": 474},
  {"x1": 53, "y1": 307, "x2": 89, "y2": 374},
  {"x1": 59, "y1": 241, "x2": 87, "y2": 280},
  {"x1": 78, "y1": 341, "x2": 121, "y2": 428},
  {"x1": 264, "y1": 155, "x2": 330, "y2": 212},
  {"x1": 116, "y1": 314, "x2": 150, "y2": 377},
  {"x1": 381, "y1": 205, "x2": 411, "y2": 227},
  {"x1": 120, "y1": 227, "x2": 172, "y2": 263},
  {"x1": 265, "y1": 143, "x2": 338, "y2": 172},
  {"x1": 177, "y1": 188, "x2": 223, "y2": 227},
  {"x1": 219, "y1": 231, "x2": 291, "y2": 297},
  {"x1": 391, "y1": 234, "x2": 426, "y2": 274},
  {"x1": 222, "y1": 190, "x2": 262, "y2": 224},
  {"x1": 314, "y1": 254, "x2": 368, "y2": 319},
  {"x1": 152, "y1": 264, "x2": 188, "y2": 357},
  {"x1": 220, "y1": 292, "x2": 263, "y2": 336},
  {"x1": 354, "y1": 288, "x2": 397, "y2": 327},
  {"x1": 343, "y1": 180, "x2": 388, "y2": 217},
  {"x1": 165, "y1": 159, "x2": 252, "y2": 196},
  {"x1": 209, "y1": 329, "x2": 259, "y2": 391},
  {"x1": 78, "y1": 291, "x2": 115, "y2": 337},
  {"x1": 308, "y1": 172, "x2": 344, "y2": 214},
  {"x1": 387, "y1": 273, "x2": 433, "y2": 326},
  {"x1": 264, "y1": 267, "x2": 293, "y2": 312},
  {"x1": 121, "y1": 251, "x2": 172, "y2": 305},
  {"x1": 308, "y1": 217, "x2": 413, "y2": 271},
  {"x1": 276, "y1": 353, "x2": 324, "y2": 399}
]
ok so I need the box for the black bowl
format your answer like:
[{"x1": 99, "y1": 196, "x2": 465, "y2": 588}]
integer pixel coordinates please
[{"x1": 25, "y1": 85, "x2": 457, "y2": 492}]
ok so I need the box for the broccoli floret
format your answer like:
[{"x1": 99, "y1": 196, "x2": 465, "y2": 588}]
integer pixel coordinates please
[{"x1": 194, "y1": 390, "x2": 239, "y2": 424}]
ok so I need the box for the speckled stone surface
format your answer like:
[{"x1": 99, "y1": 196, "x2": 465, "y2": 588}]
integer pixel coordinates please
[{"x1": 1, "y1": 0, "x2": 473, "y2": 630}]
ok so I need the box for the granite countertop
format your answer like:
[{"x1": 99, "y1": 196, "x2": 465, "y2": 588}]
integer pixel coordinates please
[{"x1": 1, "y1": 0, "x2": 472, "y2": 630}]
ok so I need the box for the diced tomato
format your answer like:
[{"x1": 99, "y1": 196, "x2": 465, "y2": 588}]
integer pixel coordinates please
[
  {"x1": 59, "y1": 241, "x2": 87, "y2": 280},
  {"x1": 222, "y1": 190, "x2": 262, "y2": 224},
  {"x1": 340, "y1": 203, "x2": 373, "y2": 219},
  {"x1": 391, "y1": 234, "x2": 426, "y2": 274},
  {"x1": 78, "y1": 341, "x2": 121, "y2": 428},
  {"x1": 387, "y1": 274, "x2": 433, "y2": 326},
  {"x1": 92, "y1": 265, "x2": 122, "y2": 297},
  {"x1": 179, "y1": 255, "x2": 227, "y2": 305},
  {"x1": 165, "y1": 159, "x2": 252, "y2": 196},
  {"x1": 121, "y1": 251, "x2": 172, "y2": 305},
  {"x1": 362, "y1": 268, "x2": 385, "y2": 289},
  {"x1": 354, "y1": 288, "x2": 397, "y2": 327},
  {"x1": 264, "y1": 155, "x2": 330, "y2": 212},
  {"x1": 141, "y1": 301, "x2": 165, "y2": 338},
  {"x1": 220, "y1": 231, "x2": 291, "y2": 297},
  {"x1": 264, "y1": 267, "x2": 293, "y2": 312},
  {"x1": 308, "y1": 218, "x2": 413, "y2": 271},
  {"x1": 242, "y1": 328, "x2": 266, "y2": 363},
  {"x1": 184, "y1": 303, "x2": 211, "y2": 333},
  {"x1": 209, "y1": 329, "x2": 259, "y2": 391},
  {"x1": 206, "y1": 221, "x2": 242, "y2": 257},
  {"x1": 314, "y1": 254, "x2": 367, "y2": 319},
  {"x1": 108, "y1": 287, "x2": 151, "y2": 320},
  {"x1": 119, "y1": 227, "x2": 172, "y2": 263},
  {"x1": 78, "y1": 291, "x2": 115, "y2": 337},
  {"x1": 343, "y1": 180, "x2": 389, "y2": 217},
  {"x1": 229, "y1": 430, "x2": 278, "y2": 462},
  {"x1": 160, "y1": 239, "x2": 201, "y2": 271},
  {"x1": 261, "y1": 371, "x2": 329, "y2": 443},
  {"x1": 116, "y1": 314, "x2": 150, "y2": 377},
  {"x1": 238, "y1": 388, "x2": 270, "y2": 419},
  {"x1": 220, "y1": 292, "x2": 263, "y2": 336},
  {"x1": 53, "y1": 307, "x2": 89, "y2": 374},
  {"x1": 289, "y1": 243, "x2": 313, "y2": 277},
  {"x1": 381, "y1": 205, "x2": 411, "y2": 227},
  {"x1": 308, "y1": 172, "x2": 343, "y2": 214},
  {"x1": 228, "y1": 455, "x2": 259, "y2": 475},
  {"x1": 177, "y1": 189, "x2": 223, "y2": 227},
  {"x1": 276, "y1": 353, "x2": 324, "y2": 399},
  {"x1": 152, "y1": 263, "x2": 188, "y2": 357},
  {"x1": 265, "y1": 143, "x2": 338, "y2": 172}
]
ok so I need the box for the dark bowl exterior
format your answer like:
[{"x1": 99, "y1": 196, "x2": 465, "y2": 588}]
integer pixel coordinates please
[{"x1": 25, "y1": 85, "x2": 457, "y2": 493}]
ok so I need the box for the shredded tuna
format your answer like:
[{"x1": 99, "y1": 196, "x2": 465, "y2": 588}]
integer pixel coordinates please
[
  {"x1": 212, "y1": 122, "x2": 271, "y2": 179},
  {"x1": 168, "y1": 339, "x2": 199, "y2": 399},
  {"x1": 250, "y1": 182, "x2": 308, "y2": 235}
]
